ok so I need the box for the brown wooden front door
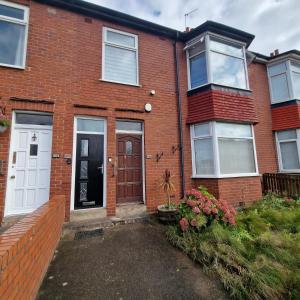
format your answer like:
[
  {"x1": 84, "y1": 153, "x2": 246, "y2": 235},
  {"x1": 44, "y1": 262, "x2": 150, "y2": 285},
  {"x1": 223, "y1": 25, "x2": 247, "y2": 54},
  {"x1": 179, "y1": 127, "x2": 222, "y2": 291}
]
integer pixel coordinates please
[{"x1": 117, "y1": 134, "x2": 143, "y2": 204}]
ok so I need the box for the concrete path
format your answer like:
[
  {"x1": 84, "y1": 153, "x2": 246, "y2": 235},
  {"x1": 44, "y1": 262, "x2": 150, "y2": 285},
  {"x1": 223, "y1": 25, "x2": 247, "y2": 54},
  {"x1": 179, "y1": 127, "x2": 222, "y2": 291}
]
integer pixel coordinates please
[{"x1": 38, "y1": 221, "x2": 228, "y2": 300}]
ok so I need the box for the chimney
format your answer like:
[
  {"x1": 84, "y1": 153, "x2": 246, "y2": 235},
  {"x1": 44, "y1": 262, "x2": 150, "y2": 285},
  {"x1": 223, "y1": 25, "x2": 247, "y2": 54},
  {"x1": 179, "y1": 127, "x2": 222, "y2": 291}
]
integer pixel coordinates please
[
  {"x1": 185, "y1": 27, "x2": 190, "y2": 32},
  {"x1": 270, "y1": 52, "x2": 274, "y2": 57},
  {"x1": 274, "y1": 49, "x2": 279, "y2": 56}
]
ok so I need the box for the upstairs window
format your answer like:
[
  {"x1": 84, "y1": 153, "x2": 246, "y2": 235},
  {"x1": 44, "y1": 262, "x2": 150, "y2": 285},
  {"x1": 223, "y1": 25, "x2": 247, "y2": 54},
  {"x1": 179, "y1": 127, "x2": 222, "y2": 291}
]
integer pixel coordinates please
[
  {"x1": 102, "y1": 27, "x2": 138, "y2": 86},
  {"x1": 186, "y1": 35, "x2": 248, "y2": 90},
  {"x1": 267, "y1": 60, "x2": 300, "y2": 104},
  {"x1": 0, "y1": 0, "x2": 29, "y2": 68}
]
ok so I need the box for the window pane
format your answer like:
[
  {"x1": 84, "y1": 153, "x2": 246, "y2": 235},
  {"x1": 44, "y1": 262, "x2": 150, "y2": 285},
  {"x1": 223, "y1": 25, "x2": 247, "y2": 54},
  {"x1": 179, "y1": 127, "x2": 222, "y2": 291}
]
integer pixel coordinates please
[
  {"x1": 125, "y1": 141, "x2": 133, "y2": 155},
  {"x1": 15, "y1": 113, "x2": 53, "y2": 125},
  {"x1": 270, "y1": 73, "x2": 290, "y2": 102},
  {"x1": 80, "y1": 182, "x2": 88, "y2": 202},
  {"x1": 0, "y1": 4, "x2": 24, "y2": 20},
  {"x1": 292, "y1": 72, "x2": 300, "y2": 98},
  {"x1": 210, "y1": 52, "x2": 246, "y2": 89},
  {"x1": 218, "y1": 138, "x2": 256, "y2": 174},
  {"x1": 30, "y1": 144, "x2": 38, "y2": 156},
  {"x1": 106, "y1": 30, "x2": 135, "y2": 48},
  {"x1": 190, "y1": 52, "x2": 207, "y2": 88},
  {"x1": 77, "y1": 119, "x2": 104, "y2": 133},
  {"x1": 216, "y1": 122, "x2": 252, "y2": 138},
  {"x1": 80, "y1": 161, "x2": 88, "y2": 179},
  {"x1": 194, "y1": 138, "x2": 214, "y2": 175},
  {"x1": 194, "y1": 123, "x2": 210, "y2": 137},
  {"x1": 188, "y1": 40, "x2": 205, "y2": 57},
  {"x1": 0, "y1": 20, "x2": 25, "y2": 66},
  {"x1": 210, "y1": 38, "x2": 243, "y2": 58},
  {"x1": 81, "y1": 140, "x2": 89, "y2": 157},
  {"x1": 277, "y1": 129, "x2": 297, "y2": 140},
  {"x1": 268, "y1": 62, "x2": 287, "y2": 76},
  {"x1": 104, "y1": 45, "x2": 137, "y2": 85},
  {"x1": 116, "y1": 121, "x2": 142, "y2": 131},
  {"x1": 280, "y1": 141, "x2": 300, "y2": 170}
]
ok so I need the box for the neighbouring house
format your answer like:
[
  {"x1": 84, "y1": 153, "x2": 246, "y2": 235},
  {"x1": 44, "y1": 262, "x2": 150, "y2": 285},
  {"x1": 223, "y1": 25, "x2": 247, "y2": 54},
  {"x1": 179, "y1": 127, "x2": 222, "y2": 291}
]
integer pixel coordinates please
[{"x1": 0, "y1": 0, "x2": 299, "y2": 224}]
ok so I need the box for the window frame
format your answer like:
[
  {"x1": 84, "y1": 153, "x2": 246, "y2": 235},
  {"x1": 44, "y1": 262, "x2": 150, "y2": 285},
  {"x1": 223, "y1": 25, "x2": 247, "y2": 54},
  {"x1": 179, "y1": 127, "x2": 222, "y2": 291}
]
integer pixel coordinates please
[
  {"x1": 0, "y1": 0, "x2": 29, "y2": 69},
  {"x1": 267, "y1": 59, "x2": 300, "y2": 104},
  {"x1": 186, "y1": 33, "x2": 249, "y2": 91},
  {"x1": 276, "y1": 129, "x2": 300, "y2": 173},
  {"x1": 190, "y1": 121, "x2": 258, "y2": 178},
  {"x1": 101, "y1": 27, "x2": 139, "y2": 86}
]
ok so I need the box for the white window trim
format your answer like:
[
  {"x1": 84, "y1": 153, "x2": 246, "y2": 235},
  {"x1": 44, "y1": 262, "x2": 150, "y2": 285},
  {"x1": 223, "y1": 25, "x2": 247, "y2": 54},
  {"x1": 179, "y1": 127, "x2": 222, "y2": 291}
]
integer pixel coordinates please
[
  {"x1": 267, "y1": 59, "x2": 300, "y2": 104},
  {"x1": 0, "y1": 0, "x2": 29, "y2": 69},
  {"x1": 190, "y1": 121, "x2": 259, "y2": 178},
  {"x1": 276, "y1": 129, "x2": 300, "y2": 173},
  {"x1": 186, "y1": 33, "x2": 249, "y2": 91},
  {"x1": 101, "y1": 27, "x2": 139, "y2": 86}
]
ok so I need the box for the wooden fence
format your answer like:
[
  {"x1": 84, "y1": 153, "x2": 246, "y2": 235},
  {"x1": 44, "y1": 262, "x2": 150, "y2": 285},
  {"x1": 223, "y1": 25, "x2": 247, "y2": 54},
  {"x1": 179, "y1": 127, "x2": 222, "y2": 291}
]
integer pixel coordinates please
[{"x1": 262, "y1": 173, "x2": 300, "y2": 198}]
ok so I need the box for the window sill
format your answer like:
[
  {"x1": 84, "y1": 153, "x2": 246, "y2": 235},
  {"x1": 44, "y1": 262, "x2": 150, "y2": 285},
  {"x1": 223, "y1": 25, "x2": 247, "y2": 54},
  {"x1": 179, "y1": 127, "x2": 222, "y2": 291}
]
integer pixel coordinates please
[
  {"x1": 191, "y1": 173, "x2": 260, "y2": 179},
  {"x1": 99, "y1": 79, "x2": 141, "y2": 88},
  {"x1": 0, "y1": 63, "x2": 25, "y2": 70},
  {"x1": 279, "y1": 170, "x2": 300, "y2": 174}
]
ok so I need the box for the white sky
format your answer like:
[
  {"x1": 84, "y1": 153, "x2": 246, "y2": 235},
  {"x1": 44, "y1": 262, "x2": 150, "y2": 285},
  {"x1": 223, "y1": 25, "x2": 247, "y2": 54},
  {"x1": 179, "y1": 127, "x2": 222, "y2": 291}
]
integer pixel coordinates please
[{"x1": 85, "y1": 0, "x2": 300, "y2": 55}]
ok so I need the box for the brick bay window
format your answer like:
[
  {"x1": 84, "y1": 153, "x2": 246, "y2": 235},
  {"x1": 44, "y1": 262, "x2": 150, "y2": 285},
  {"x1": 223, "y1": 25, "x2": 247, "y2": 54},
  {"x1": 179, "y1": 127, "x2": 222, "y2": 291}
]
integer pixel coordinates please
[
  {"x1": 267, "y1": 60, "x2": 300, "y2": 104},
  {"x1": 191, "y1": 122, "x2": 258, "y2": 178},
  {"x1": 276, "y1": 129, "x2": 300, "y2": 172},
  {"x1": 186, "y1": 34, "x2": 249, "y2": 90},
  {"x1": 0, "y1": 0, "x2": 29, "y2": 68},
  {"x1": 102, "y1": 27, "x2": 138, "y2": 86}
]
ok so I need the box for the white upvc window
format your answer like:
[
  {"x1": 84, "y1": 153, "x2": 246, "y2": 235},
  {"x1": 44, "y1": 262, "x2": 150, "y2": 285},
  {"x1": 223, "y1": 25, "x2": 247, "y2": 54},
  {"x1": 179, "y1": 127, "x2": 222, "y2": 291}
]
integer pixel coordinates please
[
  {"x1": 276, "y1": 129, "x2": 300, "y2": 172},
  {"x1": 186, "y1": 34, "x2": 249, "y2": 91},
  {"x1": 190, "y1": 121, "x2": 258, "y2": 178},
  {"x1": 0, "y1": 0, "x2": 29, "y2": 69},
  {"x1": 102, "y1": 27, "x2": 139, "y2": 86},
  {"x1": 267, "y1": 60, "x2": 300, "y2": 104}
]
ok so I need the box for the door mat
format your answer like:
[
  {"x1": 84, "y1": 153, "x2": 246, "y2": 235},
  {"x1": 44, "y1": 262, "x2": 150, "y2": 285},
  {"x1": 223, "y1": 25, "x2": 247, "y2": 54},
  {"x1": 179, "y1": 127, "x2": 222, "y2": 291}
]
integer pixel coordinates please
[{"x1": 74, "y1": 228, "x2": 104, "y2": 240}]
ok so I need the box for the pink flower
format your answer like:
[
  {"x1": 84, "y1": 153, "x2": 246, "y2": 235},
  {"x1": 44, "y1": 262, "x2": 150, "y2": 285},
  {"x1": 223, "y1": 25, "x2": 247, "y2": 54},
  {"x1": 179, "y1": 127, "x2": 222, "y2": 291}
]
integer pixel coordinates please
[
  {"x1": 192, "y1": 207, "x2": 201, "y2": 214},
  {"x1": 190, "y1": 219, "x2": 197, "y2": 227},
  {"x1": 179, "y1": 218, "x2": 189, "y2": 231},
  {"x1": 186, "y1": 199, "x2": 197, "y2": 207}
]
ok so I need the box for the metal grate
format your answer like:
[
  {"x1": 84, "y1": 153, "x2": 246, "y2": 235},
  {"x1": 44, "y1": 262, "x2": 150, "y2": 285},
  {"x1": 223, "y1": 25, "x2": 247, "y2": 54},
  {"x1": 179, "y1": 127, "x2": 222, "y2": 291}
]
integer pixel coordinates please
[{"x1": 74, "y1": 228, "x2": 104, "y2": 240}]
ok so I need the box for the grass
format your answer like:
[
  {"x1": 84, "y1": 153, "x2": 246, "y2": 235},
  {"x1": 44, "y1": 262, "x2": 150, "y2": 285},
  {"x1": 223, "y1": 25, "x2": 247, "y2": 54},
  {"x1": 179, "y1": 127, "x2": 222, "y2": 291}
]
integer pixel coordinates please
[{"x1": 166, "y1": 194, "x2": 300, "y2": 300}]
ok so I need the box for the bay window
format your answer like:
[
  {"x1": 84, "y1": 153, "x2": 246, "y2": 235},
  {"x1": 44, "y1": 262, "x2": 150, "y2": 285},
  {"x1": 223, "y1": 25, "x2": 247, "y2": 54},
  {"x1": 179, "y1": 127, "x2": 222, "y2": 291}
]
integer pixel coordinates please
[
  {"x1": 0, "y1": 0, "x2": 29, "y2": 68},
  {"x1": 276, "y1": 129, "x2": 300, "y2": 172},
  {"x1": 102, "y1": 27, "x2": 138, "y2": 86},
  {"x1": 267, "y1": 60, "x2": 300, "y2": 104},
  {"x1": 186, "y1": 35, "x2": 248, "y2": 90},
  {"x1": 191, "y1": 122, "x2": 258, "y2": 177}
]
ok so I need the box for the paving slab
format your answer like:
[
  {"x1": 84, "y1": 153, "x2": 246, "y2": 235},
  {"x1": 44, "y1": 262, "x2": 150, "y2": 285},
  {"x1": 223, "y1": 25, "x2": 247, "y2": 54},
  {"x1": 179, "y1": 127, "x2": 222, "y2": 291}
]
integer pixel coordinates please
[{"x1": 38, "y1": 221, "x2": 228, "y2": 300}]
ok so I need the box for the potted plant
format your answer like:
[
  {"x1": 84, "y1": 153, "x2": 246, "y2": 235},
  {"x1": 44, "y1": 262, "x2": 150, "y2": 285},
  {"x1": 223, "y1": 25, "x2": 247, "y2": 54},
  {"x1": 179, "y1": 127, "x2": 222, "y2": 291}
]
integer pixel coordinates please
[
  {"x1": 157, "y1": 169, "x2": 178, "y2": 223},
  {"x1": 0, "y1": 109, "x2": 10, "y2": 133}
]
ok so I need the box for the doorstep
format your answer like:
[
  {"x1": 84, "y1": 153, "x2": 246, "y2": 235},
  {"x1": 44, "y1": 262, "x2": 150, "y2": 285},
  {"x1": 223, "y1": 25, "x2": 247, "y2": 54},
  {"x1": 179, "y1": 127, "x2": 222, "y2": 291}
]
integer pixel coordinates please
[{"x1": 62, "y1": 204, "x2": 149, "y2": 240}]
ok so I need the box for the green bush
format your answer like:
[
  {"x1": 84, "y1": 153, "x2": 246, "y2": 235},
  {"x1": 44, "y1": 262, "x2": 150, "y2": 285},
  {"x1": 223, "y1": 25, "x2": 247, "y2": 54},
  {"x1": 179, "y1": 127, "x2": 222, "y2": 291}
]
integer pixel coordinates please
[{"x1": 167, "y1": 192, "x2": 300, "y2": 300}]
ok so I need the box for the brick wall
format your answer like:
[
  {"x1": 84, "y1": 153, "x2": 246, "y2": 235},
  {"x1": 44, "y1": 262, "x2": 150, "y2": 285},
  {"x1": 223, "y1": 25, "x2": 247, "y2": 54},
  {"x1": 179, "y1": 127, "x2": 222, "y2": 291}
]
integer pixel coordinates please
[
  {"x1": 191, "y1": 177, "x2": 262, "y2": 206},
  {"x1": 249, "y1": 62, "x2": 279, "y2": 174},
  {"x1": 0, "y1": 0, "x2": 183, "y2": 221},
  {"x1": 271, "y1": 104, "x2": 300, "y2": 131},
  {"x1": 187, "y1": 89, "x2": 257, "y2": 124},
  {"x1": 0, "y1": 195, "x2": 65, "y2": 300}
]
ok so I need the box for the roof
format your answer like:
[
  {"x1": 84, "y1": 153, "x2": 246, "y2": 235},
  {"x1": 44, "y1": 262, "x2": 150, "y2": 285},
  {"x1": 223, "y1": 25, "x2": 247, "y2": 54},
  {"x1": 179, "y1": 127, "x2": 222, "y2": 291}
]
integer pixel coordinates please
[
  {"x1": 252, "y1": 50, "x2": 300, "y2": 64},
  {"x1": 35, "y1": 0, "x2": 255, "y2": 46}
]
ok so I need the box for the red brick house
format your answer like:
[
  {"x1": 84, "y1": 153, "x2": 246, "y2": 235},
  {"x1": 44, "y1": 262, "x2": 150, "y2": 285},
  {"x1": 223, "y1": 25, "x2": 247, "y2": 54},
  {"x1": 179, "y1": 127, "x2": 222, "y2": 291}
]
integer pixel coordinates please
[{"x1": 0, "y1": 0, "x2": 299, "y2": 224}]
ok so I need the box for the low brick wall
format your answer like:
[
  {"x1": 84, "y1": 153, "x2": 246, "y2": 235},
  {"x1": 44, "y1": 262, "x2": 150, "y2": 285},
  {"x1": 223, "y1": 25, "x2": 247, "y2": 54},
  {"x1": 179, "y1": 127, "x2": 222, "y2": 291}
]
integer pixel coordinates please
[{"x1": 0, "y1": 195, "x2": 65, "y2": 299}]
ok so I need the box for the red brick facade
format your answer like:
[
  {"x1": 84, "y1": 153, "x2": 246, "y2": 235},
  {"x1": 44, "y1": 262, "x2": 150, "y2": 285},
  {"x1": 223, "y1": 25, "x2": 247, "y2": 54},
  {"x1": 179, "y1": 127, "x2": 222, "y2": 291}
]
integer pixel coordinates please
[
  {"x1": 272, "y1": 104, "x2": 300, "y2": 131},
  {"x1": 0, "y1": 0, "x2": 291, "y2": 224},
  {"x1": 187, "y1": 89, "x2": 257, "y2": 124}
]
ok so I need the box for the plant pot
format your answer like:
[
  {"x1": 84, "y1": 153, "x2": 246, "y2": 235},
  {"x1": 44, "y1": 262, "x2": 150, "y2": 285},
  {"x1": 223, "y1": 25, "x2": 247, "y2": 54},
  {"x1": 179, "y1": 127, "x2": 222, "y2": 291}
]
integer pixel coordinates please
[
  {"x1": 157, "y1": 204, "x2": 178, "y2": 224},
  {"x1": 0, "y1": 125, "x2": 7, "y2": 133}
]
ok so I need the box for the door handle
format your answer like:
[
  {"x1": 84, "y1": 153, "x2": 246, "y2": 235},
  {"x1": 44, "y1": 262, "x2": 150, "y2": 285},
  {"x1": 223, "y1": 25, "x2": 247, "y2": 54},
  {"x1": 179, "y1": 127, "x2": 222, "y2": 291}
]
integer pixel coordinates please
[
  {"x1": 10, "y1": 175, "x2": 15, "y2": 179},
  {"x1": 97, "y1": 164, "x2": 104, "y2": 174}
]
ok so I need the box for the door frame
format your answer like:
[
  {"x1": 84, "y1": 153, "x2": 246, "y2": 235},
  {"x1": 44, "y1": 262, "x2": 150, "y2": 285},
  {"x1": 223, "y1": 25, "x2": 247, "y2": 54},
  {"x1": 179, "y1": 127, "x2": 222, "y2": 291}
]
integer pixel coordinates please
[
  {"x1": 4, "y1": 110, "x2": 53, "y2": 216},
  {"x1": 116, "y1": 120, "x2": 145, "y2": 204},
  {"x1": 70, "y1": 116, "x2": 107, "y2": 211}
]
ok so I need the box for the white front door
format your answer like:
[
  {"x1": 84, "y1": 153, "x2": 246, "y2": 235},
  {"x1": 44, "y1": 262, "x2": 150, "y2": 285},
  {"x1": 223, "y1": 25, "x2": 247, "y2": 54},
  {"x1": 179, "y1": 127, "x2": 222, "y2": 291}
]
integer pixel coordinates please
[{"x1": 5, "y1": 114, "x2": 53, "y2": 216}]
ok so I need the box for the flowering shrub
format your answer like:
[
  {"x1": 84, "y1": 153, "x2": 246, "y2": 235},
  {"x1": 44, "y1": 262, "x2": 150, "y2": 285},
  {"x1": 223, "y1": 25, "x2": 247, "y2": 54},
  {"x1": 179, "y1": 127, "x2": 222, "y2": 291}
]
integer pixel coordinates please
[
  {"x1": 178, "y1": 186, "x2": 237, "y2": 232},
  {"x1": 0, "y1": 108, "x2": 10, "y2": 127}
]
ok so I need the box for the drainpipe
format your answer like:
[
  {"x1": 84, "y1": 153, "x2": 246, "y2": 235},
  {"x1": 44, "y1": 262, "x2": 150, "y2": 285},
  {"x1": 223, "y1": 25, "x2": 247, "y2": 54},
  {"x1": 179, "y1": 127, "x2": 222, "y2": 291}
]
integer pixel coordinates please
[{"x1": 174, "y1": 32, "x2": 185, "y2": 198}]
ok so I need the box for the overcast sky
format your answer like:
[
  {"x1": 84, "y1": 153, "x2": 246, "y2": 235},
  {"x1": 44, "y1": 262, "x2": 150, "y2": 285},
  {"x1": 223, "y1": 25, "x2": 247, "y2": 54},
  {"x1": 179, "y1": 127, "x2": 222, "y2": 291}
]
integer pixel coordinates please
[{"x1": 85, "y1": 0, "x2": 300, "y2": 55}]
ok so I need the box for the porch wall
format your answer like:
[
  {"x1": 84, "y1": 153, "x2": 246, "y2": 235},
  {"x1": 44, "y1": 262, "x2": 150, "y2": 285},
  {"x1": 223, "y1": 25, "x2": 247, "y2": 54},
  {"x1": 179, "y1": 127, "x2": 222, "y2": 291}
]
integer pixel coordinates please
[{"x1": 0, "y1": 195, "x2": 65, "y2": 300}]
